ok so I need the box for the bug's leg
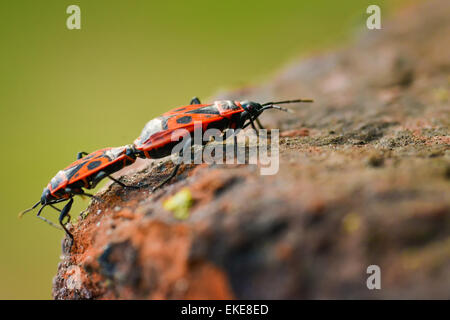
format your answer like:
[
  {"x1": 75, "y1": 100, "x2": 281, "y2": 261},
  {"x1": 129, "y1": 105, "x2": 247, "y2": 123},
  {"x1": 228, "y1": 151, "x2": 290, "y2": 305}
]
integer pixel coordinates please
[
  {"x1": 234, "y1": 135, "x2": 238, "y2": 157},
  {"x1": 255, "y1": 118, "x2": 265, "y2": 130},
  {"x1": 90, "y1": 169, "x2": 137, "y2": 190},
  {"x1": 52, "y1": 203, "x2": 75, "y2": 226},
  {"x1": 249, "y1": 118, "x2": 258, "y2": 132},
  {"x1": 37, "y1": 215, "x2": 63, "y2": 230},
  {"x1": 91, "y1": 169, "x2": 137, "y2": 190},
  {"x1": 66, "y1": 187, "x2": 99, "y2": 204},
  {"x1": 59, "y1": 198, "x2": 74, "y2": 247},
  {"x1": 115, "y1": 137, "x2": 193, "y2": 192},
  {"x1": 219, "y1": 129, "x2": 237, "y2": 159},
  {"x1": 108, "y1": 175, "x2": 140, "y2": 189},
  {"x1": 76, "y1": 151, "x2": 89, "y2": 160},
  {"x1": 77, "y1": 190, "x2": 103, "y2": 206},
  {"x1": 82, "y1": 192, "x2": 95, "y2": 197},
  {"x1": 190, "y1": 97, "x2": 201, "y2": 105},
  {"x1": 50, "y1": 203, "x2": 72, "y2": 225},
  {"x1": 36, "y1": 200, "x2": 67, "y2": 230},
  {"x1": 90, "y1": 169, "x2": 144, "y2": 190},
  {"x1": 37, "y1": 204, "x2": 62, "y2": 230},
  {"x1": 49, "y1": 204, "x2": 61, "y2": 212},
  {"x1": 228, "y1": 129, "x2": 241, "y2": 159},
  {"x1": 151, "y1": 164, "x2": 181, "y2": 192},
  {"x1": 90, "y1": 171, "x2": 107, "y2": 188},
  {"x1": 151, "y1": 136, "x2": 192, "y2": 192}
]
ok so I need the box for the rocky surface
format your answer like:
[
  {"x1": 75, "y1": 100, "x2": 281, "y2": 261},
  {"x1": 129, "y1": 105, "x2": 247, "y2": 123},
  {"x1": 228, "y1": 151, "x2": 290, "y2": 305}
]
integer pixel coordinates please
[{"x1": 53, "y1": 0, "x2": 449, "y2": 299}]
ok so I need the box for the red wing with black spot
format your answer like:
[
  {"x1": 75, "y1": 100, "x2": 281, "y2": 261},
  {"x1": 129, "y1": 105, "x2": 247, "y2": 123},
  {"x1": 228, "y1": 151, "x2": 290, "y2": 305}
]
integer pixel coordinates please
[
  {"x1": 134, "y1": 100, "x2": 244, "y2": 153},
  {"x1": 47, "y1": 146, "x2": 135, "y2": 194}
]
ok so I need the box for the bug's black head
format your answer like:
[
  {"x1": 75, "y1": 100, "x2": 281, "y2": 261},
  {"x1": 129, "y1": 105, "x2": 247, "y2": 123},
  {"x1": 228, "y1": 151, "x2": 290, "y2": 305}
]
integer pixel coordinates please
[
  {"x1": 240, "y1": 100, "x2": 263, "y2": 116},
  {"x1": 41, "y1": 188, "x2": 54, "y2": 205}
]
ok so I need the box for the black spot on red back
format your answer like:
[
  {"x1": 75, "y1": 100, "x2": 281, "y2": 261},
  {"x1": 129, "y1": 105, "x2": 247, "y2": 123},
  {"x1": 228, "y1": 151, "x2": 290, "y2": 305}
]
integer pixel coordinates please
[
  {"x1": 87, "y1": 160, "x2": 102, "y2": 170},
  {"x1": 65, "y1": 162, "x2": 85, "y2": 181},
  {"x1": 176, "y1": 116, "x2": 193, "y2": 124},
  {"x1": 186, "y1": 105, "x2": 220, "y2": 115}
]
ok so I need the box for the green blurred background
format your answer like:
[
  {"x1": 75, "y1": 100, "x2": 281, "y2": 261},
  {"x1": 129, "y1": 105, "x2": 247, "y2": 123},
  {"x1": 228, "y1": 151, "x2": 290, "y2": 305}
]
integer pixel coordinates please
[{"x1": 0, "y1": 0, "x2": 412, "y2": 299}]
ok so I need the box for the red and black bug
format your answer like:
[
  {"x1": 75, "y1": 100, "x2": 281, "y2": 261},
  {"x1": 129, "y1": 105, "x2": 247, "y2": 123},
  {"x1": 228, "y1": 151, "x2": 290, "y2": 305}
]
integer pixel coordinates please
[
  {"x1": 21, "y1": 97, "x2": 312, "y2": 248},
  {"x1": 133, "y1": 97, "x2": 313, "y2": 189},
  {"x1": 20, "y1": 145, "x2": 139, "y2": 246}
]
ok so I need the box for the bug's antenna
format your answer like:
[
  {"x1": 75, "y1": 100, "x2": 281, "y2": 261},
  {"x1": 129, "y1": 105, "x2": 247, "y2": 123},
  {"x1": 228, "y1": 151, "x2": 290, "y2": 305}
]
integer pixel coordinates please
[
  {"x1": 36, "y1": 203, "x2": 48, "y2": 217},
  {"x1": 273, "y1": 105, "x2": 295, "y2": 113},
  {"x1": 261, "y1": 99, "x2": 314, "y2": 107},
  {"x1": 19, "y1": 200, "x2": 41, "y2": 218},
  {"x1": 259, "y1": 105, "x2": 295, "y2": 113}
]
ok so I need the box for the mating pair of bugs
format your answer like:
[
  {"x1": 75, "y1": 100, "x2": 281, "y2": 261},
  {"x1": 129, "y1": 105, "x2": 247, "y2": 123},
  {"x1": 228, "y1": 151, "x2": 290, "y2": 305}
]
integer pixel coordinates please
[{"x1": 20, "y1": 97, "x2": 313, "y2": 248}]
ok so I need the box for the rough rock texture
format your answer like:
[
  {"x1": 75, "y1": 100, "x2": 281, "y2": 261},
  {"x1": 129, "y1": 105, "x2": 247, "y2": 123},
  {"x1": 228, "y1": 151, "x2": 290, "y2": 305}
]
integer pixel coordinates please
[{"x1": 53, "y1": 0, "x2": 449, "y2": 299}]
